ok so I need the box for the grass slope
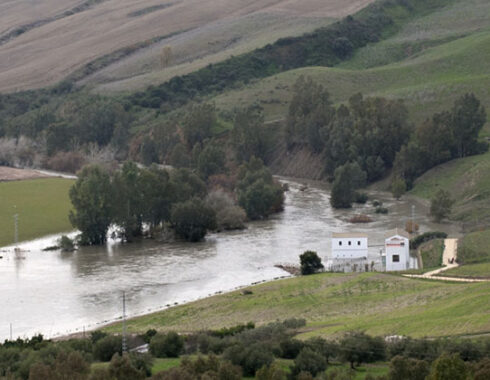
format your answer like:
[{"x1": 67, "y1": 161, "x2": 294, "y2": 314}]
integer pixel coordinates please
[
  {"x1": 445, "y1": 263, "x2": 490, "y2": 279},
  {"x1": 105, "y1": 272, "x2": 490, "y2": 339},
  {"x1": 0, "y1": 178, "x2": 74, "y2": 247},
  {"x1": 410, "y1": 151, "x2": 490, "y2": 224}
]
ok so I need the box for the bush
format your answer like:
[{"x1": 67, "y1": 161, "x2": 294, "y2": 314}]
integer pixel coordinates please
[
  {"x1": 93, "y1": 335, "x2": 122, "y2": 362},
  {"x1": 410, "y1": 232, "x2": 448, "y2": 250},
  {"x1": 354, "y1": 192, "x2": 369, "y2": 204},
  {"x1": 45, "y1": 151, "x2": 85, "y2": 173},
  {"x1": 205, "y1": 190, "x2": 246, "y2": 230},
  {"x1": 149, "y1": 332, "x2": 184, "y2": 358},
  {"x1": 109, "y1": 353, "x2": 145, "y2": 380},
  {"x1": 223, "y1": 343, "x2": 274, "y2": 377},
  {"x1": 292, "y1": 348, "x2": 327, "y2": 377},
  {"x1": 375, "y1": 207, "x2": 389, "y2": 214},
  {"x1": 142, "y1": 329, "x2": 157, "y2": 344},
  {"x1": 280, "y1": 339, "x2": 304, "y2": 359},
  {"x1": 300, "y1": 251, "x2": 324, "y2": 275},
  {"x1": 389, "y1": 356, "x2": 429, "y2": 380},
  {"x1": 170, "y1": 198, "x2": 217, "y2": 242},
  {"x1": 428, "y1": 353, "x2": 468, "y2": 380},
  {"x1": 339, "y1": 332, "x2": 386, "y2": 369},
  {"x1": 58, "y1": 235, "x2": 75, "y2": 252}
]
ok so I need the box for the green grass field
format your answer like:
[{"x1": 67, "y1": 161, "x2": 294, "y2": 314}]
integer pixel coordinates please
[
  {"x1": 419, "y1": 239, "x2": 445, "y2": 269},
  {"x1": 445, "y1": 263, "x2": 490, "y2": 279},
  {"x1": 0, "y1": 178, "x2": 75, "y2": 247},
  {"x1": 105, "y1": 272, "x2": 490, "y2": 339}
]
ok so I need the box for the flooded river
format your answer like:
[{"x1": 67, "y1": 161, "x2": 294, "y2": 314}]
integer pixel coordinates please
[{"x1": 0, "y1": 179, "x2": 459, "y2": 340}]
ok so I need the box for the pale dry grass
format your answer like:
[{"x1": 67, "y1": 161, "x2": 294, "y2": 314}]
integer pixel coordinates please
[
  {"x1": 0, "y1": 166, "x2": 48, "y2": 182},
  {"x1": 0, "y1": 0, "x2": 375, "y2": 93}
]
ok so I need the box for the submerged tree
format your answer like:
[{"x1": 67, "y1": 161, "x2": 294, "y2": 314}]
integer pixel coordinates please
[{"x1": 69, "y1": 165, "x2": 113, "y2": 245}]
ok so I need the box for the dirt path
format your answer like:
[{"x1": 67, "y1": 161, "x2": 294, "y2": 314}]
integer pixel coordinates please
[{"x1": 404, "y1": 239, "x2": 490, "y2": 283}]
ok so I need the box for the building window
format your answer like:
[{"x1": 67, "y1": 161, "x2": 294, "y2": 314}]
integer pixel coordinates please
[
  {"x1": 357, "y1": 241, "x2": 361, "y2": 246},
  {"x1": 392, "y1": 255, "x2": 400, "y2": 263},
  {"x1": 348, "y1": 241, "x2": 352, "y2": 246},
  {"x1": 339, "y1": 241, "x2": 342, "y2": 246},
  {"x1": 400, "y1": 242, "x2": 405, "y2": 246}
]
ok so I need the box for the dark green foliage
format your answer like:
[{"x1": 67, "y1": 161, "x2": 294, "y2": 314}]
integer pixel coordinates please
[
  {"x1": 170, "y1": 198, "x2": 217, "y2": 242},
  {"x1": 93, "y1": 335, "x2": 122, "y2": 362},
  {"x1": 300, "y1": 251, "x2": 324, "y2": 275},
  {"x1": 237, "y1": 157, "x2": 284, "y2": 220},
  {"x1": 339, "y1": 331, "x2": 386, "y2": 369},
  {"x1": 279, "y1": 339, "x2": 304, "y2": 359},
  {"x1": 232, "y1": 106, "x2": 272, "y2": 162},
  {"x1": 376, "y1": 207, "x2": 389, "y2": 214},
  {"x1": 140, "y1": 136, "x2": 159, "y2": 166},
  {"x1": 388, "y1": 355, "x2": 429, "y2": 380},
  {"x1": 90, "y1": 331, "x2": 107, "y2": 344},
  {"x1": 473, "y1": 358, "x2": 490, "y2": 380},
  {"x1": 394, "y1": 94, "x2": 487, "y2": 187},
  {"x1": 128, "y1": 0, "x2": 445, "y2": 112},
  {"x1": 175, "y1": 354, "x2": 242, "y2": 380},
  {"x1": 197, "y1": 143, "x2": 226, "y2": 179},
  {"x1": 108, "y1": 353, "x2": 145, "y2": 380},
  {"x1": 430, "y1": 189, "x2": 454, "y2": 222},
  {"x1": 69, "y1": 165, "x2": 113, "y2": 245},
  {"x1": 58, "y1": 235, "x2": 75, "y2": 252},
  {"x1": 168, "y1": 143, "x2": 191, "y2": 168},
  {"x1": 223, "y1": 343, "x2": 274, "y2": 377},
  {"x1": 142, "y1": 329, "x2": 157, "y2": 344},
  {"x1": 410, "y1": 232, "x2": 447, "y2": 250},
  {"x1": 291, "y1": 347, "x2": 327, "y2": 377},
  {"x1": 304, "y1": 337, "x2": 338, "y2": 364},
  {"x1": 182, "y1": 103, "x2": 217, "y2": 147},
  {"x1": 210, "y1": 322, "x2": 255, "y2": 338},
  {"x1": 391, "y1": 177, "x2": 407, "y2": 200},
  {"x1": 354, "y1": 192, "x2": 368, "y2": 204},
  {"x1": 149, "y1": 332, "x2": 184, "y2": 358},
  {"x1": 330, "y1": 162, "x2": 367, "y2": 209},
  {"x1": 256, "y1": 363, "x2": 287, "y2": 380},
  {"x1": 428, "y1": 353, "x2": 469, "y2": 380}
]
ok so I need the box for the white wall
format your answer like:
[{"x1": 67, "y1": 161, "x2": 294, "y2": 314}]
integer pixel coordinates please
[
  {"x1": 385, "y1": 236, "x2": 409, "y2": 271},
  {"x1": 332, "y1": 237, "x2": 368, "y2": 259}
]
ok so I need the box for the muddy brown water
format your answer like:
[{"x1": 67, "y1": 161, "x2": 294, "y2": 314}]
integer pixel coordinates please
[{"x1": 0, "y1": 178, "x2": 460, "y2": 340}]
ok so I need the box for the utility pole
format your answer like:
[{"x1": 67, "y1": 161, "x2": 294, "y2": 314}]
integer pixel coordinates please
[
  {"x1": 10, "y1": 323, "x2": 12, "y2": 341},
  {"x1": 122, "y1": 292, "x2": 127, "y2": 353},
  {"x1": 14, "y1": 214, "x2": 18, "y2": 247}
]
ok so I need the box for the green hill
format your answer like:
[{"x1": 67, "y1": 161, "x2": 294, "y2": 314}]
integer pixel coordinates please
[{"x1": 106, "y1": 272, "x2": 490, "y2": 339}]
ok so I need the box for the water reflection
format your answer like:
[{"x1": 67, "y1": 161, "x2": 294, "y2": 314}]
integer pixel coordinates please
[{"x1": 0, "y1": 179, "x2": 461, "y2": 340}]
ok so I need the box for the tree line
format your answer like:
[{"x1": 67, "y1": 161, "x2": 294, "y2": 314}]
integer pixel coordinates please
[
  {"x1": 69, "y1": 158, "x2": 284, "y2": 245},
  {"x1": 1, "y1": 320, "x2": 490, "y2": 379}
]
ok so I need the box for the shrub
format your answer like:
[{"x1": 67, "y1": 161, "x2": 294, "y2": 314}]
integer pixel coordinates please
[
  {"x1": 300, "y1": 251, "x2": 324, "y2": 275},
  {"x1": 280, "y1": 339, "x2": 304, "y2": 359},
  {"x1": 206, "y1": 190, "x2": 246, "y2": 230},
  {"x1": 339, "y1": 332, "x2": 386, "y2": 369},
  {"x1": 354, "y1": 192, "x2": 369, "y2": 204},
  {"x1": 109, "y1": 353, "x2": 145, "y2": 380},
  {"x1": 142, "y1": 329, "x2": 157, "y2": 343},
  {"x1": 46, "y1": 151, "x2": 85, "y2": 173},
  {"x1": 388, "y1": 355, "x2": 429, "y2": 380},
  {"x1": 58, "y1": 235, "x2": 75, "y2": 252},
  {"x1": 149, "y1": 332, "x2": 184, "y2": 358},
  {"x1": 375, "y1": 207, "x2": 389, "y2": 214},
  {"x1": 430, "y1": 189, "x2": 454, "y2": 222},
  {"x1": 428, "y1": 353, "x2": 468, "y2": 380},
  {"x1": 410, "y1": 232, "x2": 447, "y2": 250},
  {"x1": 223, "y1": 343, "x2": 274, "y2": 377},
  {"x1": 292, "y1": 348, "x2": 327, "y2": 377},
  {"x1": 170, "y1": 198, "x2": 217, "y2": 242},
  {"x1": 93, "y1": 335, "x2": 122, "y2": 362},
  {"x1": 282, "y1": 318, "x2": 306, "y2": 329}
]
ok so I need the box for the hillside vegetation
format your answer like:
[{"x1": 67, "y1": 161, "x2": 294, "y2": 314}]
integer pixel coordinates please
[
  {"x1": 0, "y1": 178, "x2": 74, "y2": 247},
  {"x1": 106, "y1": 272, "x2": 490, "y2": 339},
  {"x1": 0, "y1": 0, "x2": 374, "y2": 93}
]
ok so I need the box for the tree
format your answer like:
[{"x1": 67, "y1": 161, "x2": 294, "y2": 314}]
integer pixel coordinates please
[
  {"x1": 170, "y1": 198, "x2": 217, "y2": 242},
  {"x1": 69, "y1": 165, "x2": 113, "y2": 245},
  {"x1": 197, "y1": 143, "x2": 226, "y2": 179},
  {"x1": 427, "y1": 353, "x2": 469, "y2": 380},
  {"x1": 232, "y1": 106, "x2": 271, "y2": 162},
  {"x1": 388, "y1": 356, "x2": 429, "y2": 380},
  {"x1": 292, "y1": 348, "x2": 327, "y2": 377},
  {"x1": 300, "y1": 251, "x2": 324, "y2": 275},
  {"x1": 448, "y1": 93, "x2": 486, "y2": 158},
  {"x1": 93, "y1": 335, "x2": 123, "y2": 362},
  {"x1": 149, "y1": 332, "x2": 184, "y2": 358},
  {"x1": 109, "y1": 353, "x2": 145, "y2": 380},
  {"x1": 339, "y1": 332, "x2": 386, "y2": 369},
  {"x1": 256, "y1": 363, "x2": 287, "y2": 380},
  {"x1": 430, "y1": 189, "x2": 454, "y2": 222},
  {"x1": 330, "y1": 162, "x2": 367, "y2": 208},
  {"x1": 182, "y1": 103, "x2": 216, "y2": 147},
  {"x1": 391, "y1": 177, "x2": 407, "y2": 200}
]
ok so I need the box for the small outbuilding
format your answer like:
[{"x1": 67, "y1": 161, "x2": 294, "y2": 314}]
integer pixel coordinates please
[
  {"x1": 331, "y1": 232, "x2": 368, "y2": 259},
  {"x1": 385, "y1": 229, "x2": 410, "y2": 271}
]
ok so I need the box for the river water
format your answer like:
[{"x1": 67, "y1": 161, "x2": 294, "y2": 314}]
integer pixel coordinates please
[{"x1": 0, "y1": 179, "x2": 459, "y2": 341}]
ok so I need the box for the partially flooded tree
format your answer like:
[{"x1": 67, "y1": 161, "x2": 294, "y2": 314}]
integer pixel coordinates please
[{"x1": 69, "y1": 165, "x2": 113, "y2": 245}]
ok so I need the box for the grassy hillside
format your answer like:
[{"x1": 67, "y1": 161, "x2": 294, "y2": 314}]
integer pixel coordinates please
[
  {"x1": 105, "y1": 272, "x2": 490, "y2": 339},
  {"x1": 0, "y1": 178, "x2": 74, "y2": 247},
  {"x1": 0, "y1": 0, "x2": 374, "y2": 93}
]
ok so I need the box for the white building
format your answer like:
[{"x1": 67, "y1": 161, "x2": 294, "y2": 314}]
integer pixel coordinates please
[
  {"x1": 385, "y1": 229, "x2": 410, "y2": 271},
  {"x1": 331, "y1": 232, "x2": 368, "y2": 259}
]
